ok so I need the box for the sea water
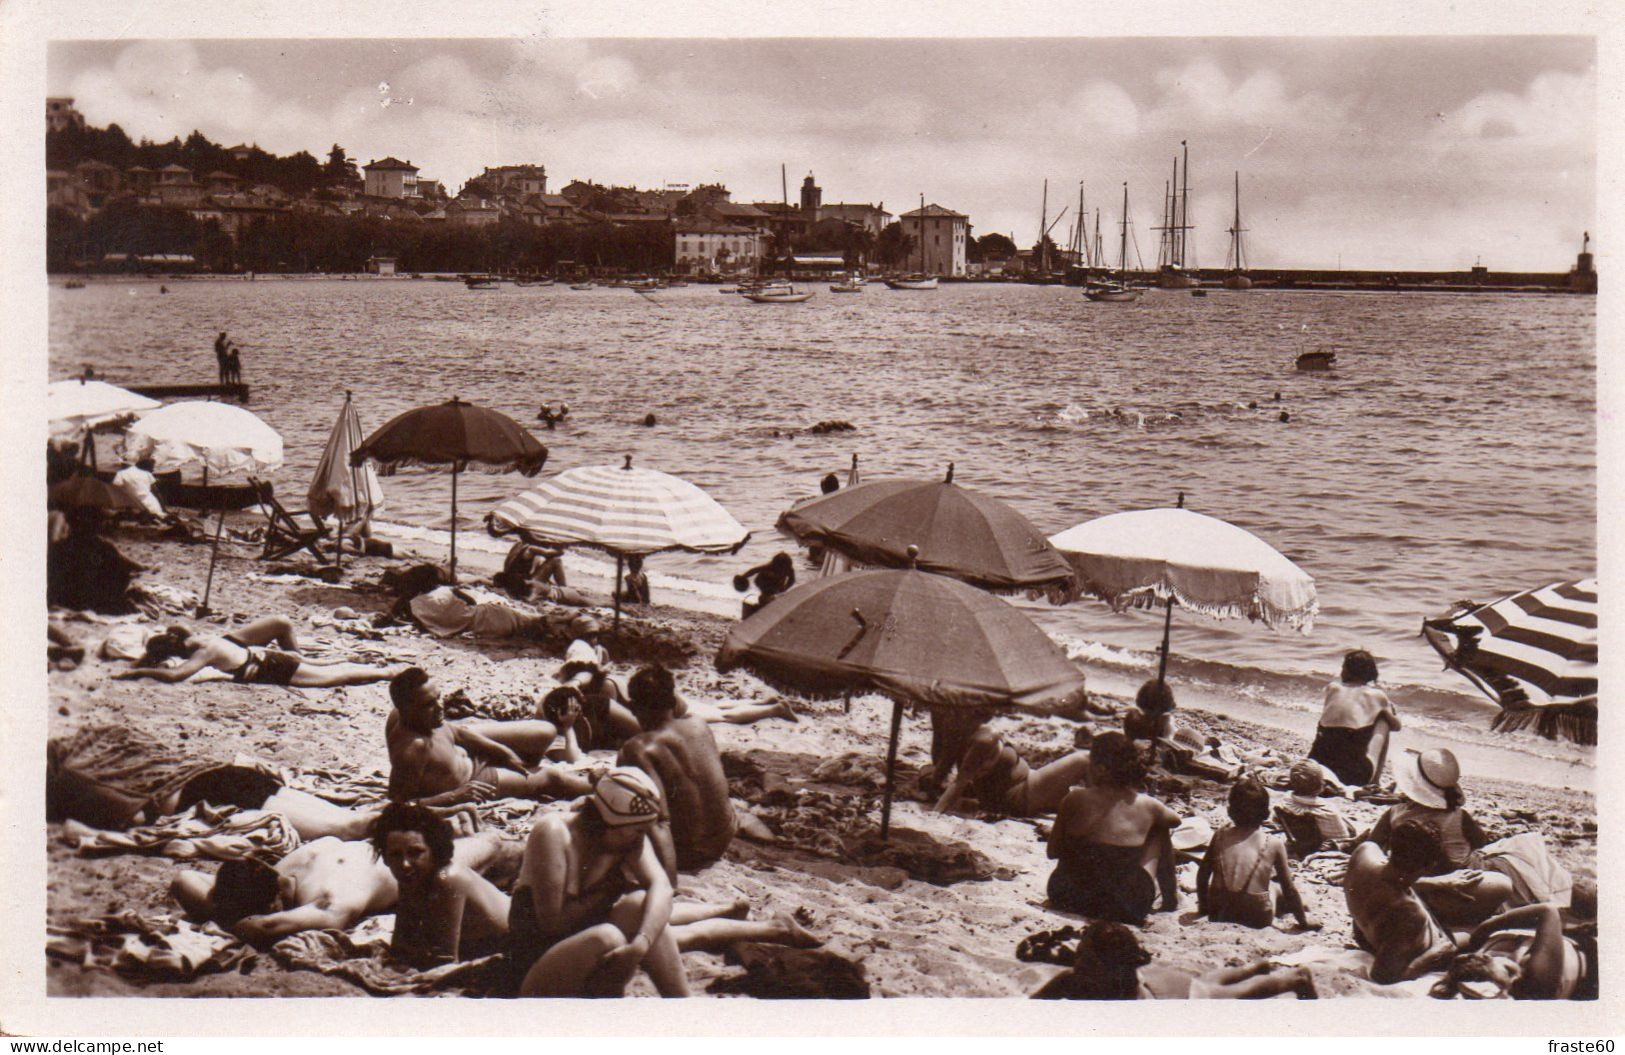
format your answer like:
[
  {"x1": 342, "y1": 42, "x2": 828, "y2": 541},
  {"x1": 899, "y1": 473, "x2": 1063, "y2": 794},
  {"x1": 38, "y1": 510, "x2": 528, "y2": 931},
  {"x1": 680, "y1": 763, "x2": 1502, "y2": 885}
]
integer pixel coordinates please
[{"x1": 50, "y1": 278, "x2": 1595, "y2": 768}]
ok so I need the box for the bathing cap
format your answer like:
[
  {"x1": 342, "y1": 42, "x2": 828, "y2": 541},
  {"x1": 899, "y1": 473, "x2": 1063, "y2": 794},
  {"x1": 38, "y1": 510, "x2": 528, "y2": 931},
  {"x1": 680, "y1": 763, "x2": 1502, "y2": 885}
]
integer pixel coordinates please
[{"x1": 592, "y1": 767, "x2": 663, "y2": 827}]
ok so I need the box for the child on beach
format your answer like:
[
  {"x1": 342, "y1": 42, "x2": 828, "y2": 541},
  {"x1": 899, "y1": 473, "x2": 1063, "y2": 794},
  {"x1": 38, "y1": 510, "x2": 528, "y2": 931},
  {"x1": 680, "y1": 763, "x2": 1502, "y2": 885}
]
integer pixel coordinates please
[
  {"x1": 619, "y1": 554, "x2": 652, "y2": 607},
  {"x1": 1196, "y1": 776, "x2": 1319, "y2": 930},
  {"x1": 1273, "y1": 760, "x2": 1356, "y2": 854}
]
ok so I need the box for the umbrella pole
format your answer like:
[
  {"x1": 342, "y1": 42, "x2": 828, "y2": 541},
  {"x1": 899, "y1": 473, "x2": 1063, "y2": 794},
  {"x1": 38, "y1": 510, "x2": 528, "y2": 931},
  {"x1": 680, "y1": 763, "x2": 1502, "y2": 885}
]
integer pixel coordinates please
[
  {"x1": 1156, "y1": 595, "x2": 1175, "y2": 685},
  {"x1": 449, "y1": 467, "x2": 459, "y2": 583},
  {"x1": 880, "y1": 697, "x2": 904, "y2": 841},
  {"x1": 200, "y1": 506, "x2": 226, "y2": 614},
  {"x1": 613, "y1": 553, "x2": 624, "y2": 635}
]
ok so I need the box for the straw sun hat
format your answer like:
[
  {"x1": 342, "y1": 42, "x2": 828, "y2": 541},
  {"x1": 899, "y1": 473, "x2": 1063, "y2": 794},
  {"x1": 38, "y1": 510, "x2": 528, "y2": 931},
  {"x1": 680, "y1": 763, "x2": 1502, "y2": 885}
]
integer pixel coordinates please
[{"x1": 1393, "y1": 748, "x2": 1461, "y2": 810}]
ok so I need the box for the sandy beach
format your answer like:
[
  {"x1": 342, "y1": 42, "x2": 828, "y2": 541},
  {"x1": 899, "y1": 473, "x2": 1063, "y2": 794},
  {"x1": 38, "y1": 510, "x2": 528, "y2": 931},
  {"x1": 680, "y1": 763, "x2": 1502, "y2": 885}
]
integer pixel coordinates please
[{"x1": 43, "y1": 521, "x2": 1597, "y2": 1000}]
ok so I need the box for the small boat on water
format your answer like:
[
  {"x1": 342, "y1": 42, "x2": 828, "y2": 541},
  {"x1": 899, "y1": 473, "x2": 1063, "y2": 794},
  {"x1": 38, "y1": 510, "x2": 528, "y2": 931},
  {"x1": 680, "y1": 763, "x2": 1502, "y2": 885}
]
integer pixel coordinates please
[
  {"x1": 1295, "y1": 351, "x2": 1337, "y2": 372},
  {"x1": 743, "y1": 285, "x2": 814, "y2": 303},
  {"x1": 735, "y1": 279, "x2": 793, "y2": 296},
  {"x1": 830, "y1": 272, "x2": 864, "y2": 293},
  {"x1": 1223, "y1": 171, "x2": 1253, "y2": 291},
  {"x1": 885, "y1": 193, "x2": 939, "y2": 290},
  {"x1": 464, "y1": 275, "x2": 500, "y2": 289},
  {"x1": 1191, "y1": 289, "x2": 1209, "y2": 298},
  {"x1": 1084, "y1": 183, "x2": 1145, "y2": 303},
  {"x1": 569, "y1": 282, "x2": 595, "y2": 291},
  {"x1": 513, "y1": 276, "x2": 555, "y2": 287},
  {"x1": 64, "y1": 280, "x2": 85, "y2": 289}
]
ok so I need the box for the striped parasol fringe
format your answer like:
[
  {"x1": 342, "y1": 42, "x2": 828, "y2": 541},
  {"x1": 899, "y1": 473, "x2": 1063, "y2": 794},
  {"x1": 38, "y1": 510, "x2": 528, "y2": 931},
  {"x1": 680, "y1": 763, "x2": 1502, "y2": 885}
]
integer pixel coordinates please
[
  {"x1": 1070, "y1": 579, "x2": 1319, "y2": 634},
  {"x1": 1489, "y1": 703, "x2": 1597, "y2": 746},
  {"x1": 372, "y1": 455, "x2": 546, "y2": 478}
]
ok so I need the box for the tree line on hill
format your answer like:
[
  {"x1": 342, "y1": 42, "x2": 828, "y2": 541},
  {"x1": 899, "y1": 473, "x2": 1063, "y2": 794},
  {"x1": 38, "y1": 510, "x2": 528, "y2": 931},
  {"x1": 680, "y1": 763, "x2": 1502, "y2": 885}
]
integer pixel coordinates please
[{"x1": 47, "y1": 121, "x2": 1020, "y2": 274}]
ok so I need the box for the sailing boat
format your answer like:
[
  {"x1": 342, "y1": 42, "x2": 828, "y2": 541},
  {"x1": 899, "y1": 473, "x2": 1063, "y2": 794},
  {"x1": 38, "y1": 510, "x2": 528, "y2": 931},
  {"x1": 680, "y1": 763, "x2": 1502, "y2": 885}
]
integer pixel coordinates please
[
  {"x1": 1085, "y1": 183, "x2": 1144, "y2": 302},
  {"x1": 1156, "y1": 140, "x2": 1198, "y2": 289},
  {"x1": 885, "y1": 193, "x2": 940, "y2": 289},
  {"x1": 1223, "y1": 171, "x2": 1252, "y2": 290}
]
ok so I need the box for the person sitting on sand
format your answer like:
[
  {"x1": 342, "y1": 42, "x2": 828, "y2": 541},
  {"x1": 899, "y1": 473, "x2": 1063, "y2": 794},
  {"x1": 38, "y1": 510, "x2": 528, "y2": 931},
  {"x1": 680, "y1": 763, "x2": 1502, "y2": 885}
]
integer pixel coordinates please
[
  {"x1": 116, "y1": 617, "x2": 406, "y2": 688},
  {"x1": 1309, "y1": 649, "x2": 1401, "y2": 788},
  {"x1": 1272, "y1": 761, "x2": 1356, "y2": 854},
  {"x1": 1046, "y1": 732, "x2": 1181, "y2": 924},
  {"x1": 171, "y1": 826, "x2": 506, "y2": 945},
  {"x1": 734, "y1": 553, "x2": 796, "y2": 617},
  {"x1": 48, "y1": 508, "x2": 149, "y2": 615},
  {"x1": 505, "y1": 767, "x2": 818, "y2": 996},
  {"x1": 617, "y1": 663, "x2": 738, "y2": 874},
  {"x1": 931, "y1": 720, "x2": 1093, "y2": 818},
  {"x1": 111, "y1": 457, "x2": 169, "y2": 522},
  {"x1": 386, "y1": 667, "x2": 594, "y2": 806},
  {"x1": 1429, "y1": 888, "x2": 1597, "y2": 1001},
  {"x1": 1344, "y1": 820, "x2": 1462, "y2": 984},
  {"x1": 372, "y1": 801, "x2": 516, "y2": 967},
  {"x1": 1196, "y1": 776, "x2": 1318, "y2": 930},
  {"x1": 1031, "y1": 920, "x2": 1318, "y2": 1000},
  {"x1": 619, "y1": 554, "x2": 652, "y2": 607},
  {"x1": 492, "y1": 542, "x2": 569, "y2": 601}
]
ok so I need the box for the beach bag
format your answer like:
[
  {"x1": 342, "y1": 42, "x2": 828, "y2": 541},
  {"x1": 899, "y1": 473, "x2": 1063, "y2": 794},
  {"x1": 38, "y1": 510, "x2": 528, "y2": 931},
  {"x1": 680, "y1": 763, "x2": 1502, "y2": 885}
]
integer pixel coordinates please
[{"x1": 1474, "y1": 832, "x2": 1572, "y2": 908}]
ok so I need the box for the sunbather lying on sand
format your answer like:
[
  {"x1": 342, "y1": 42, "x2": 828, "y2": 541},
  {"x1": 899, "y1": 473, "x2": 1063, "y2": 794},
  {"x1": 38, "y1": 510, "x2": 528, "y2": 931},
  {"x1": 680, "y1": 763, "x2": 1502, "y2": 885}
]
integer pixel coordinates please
[
  {"x1": 931, "y1": 723, "x2": 1092, "y2": 817},
  {"x1": 387, "y1": 667, "x2": 594, "y2": 806},
  {"x1": 1031, "y1": 920, "x2": 1318, "y2": 999},
  {"x1": 1046, "y1": 732, "x2": 1180, "y2": 924},
  {"x1": 504, "y1": 768, "x2": 818, "y2": 997},
  {"x1": 116, "y1": 617, "x2": 407, "y2": 687},
  {"x1": 171, "y1": 826, "x2": 508, "y2": 945},
  {"x1": 1431, "y1": 902, "x2": 1596, "y2": 1000}
]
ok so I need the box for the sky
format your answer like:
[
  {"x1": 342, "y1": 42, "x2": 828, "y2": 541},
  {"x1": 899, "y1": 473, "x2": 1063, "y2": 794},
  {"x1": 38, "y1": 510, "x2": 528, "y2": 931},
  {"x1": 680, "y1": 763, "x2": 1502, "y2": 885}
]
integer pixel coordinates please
[{"x1": 47, "y1": 35, "x2": 1596, "y2": 271}]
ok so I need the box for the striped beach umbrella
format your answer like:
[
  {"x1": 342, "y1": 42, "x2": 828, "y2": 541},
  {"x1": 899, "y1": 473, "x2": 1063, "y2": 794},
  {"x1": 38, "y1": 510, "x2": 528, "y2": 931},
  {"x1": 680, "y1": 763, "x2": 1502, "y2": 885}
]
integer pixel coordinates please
[
  {"x1": 487, "y1": 455, "x2": 749, "y2": 628},
  {"x1": 1422, "y1": 578, "x2": 1597, "y2": 744}
]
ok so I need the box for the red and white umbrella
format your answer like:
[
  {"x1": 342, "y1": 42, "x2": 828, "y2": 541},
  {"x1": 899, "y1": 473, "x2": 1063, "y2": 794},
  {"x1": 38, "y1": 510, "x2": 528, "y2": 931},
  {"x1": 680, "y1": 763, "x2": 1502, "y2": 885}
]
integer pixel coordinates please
[
  {"x1": 488, "y1": 455, "x2": 749, "y2": 627},
  {"x1": 1422, "y1": 578, "x2": 1597, "y2": 744}
]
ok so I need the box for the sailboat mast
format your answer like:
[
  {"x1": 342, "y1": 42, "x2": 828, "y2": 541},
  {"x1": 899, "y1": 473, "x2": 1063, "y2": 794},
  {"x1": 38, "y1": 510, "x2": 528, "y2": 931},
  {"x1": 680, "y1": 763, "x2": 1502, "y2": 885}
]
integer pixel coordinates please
[
  {"x1": 919, "y1": 192, "x2": 926, "y2": 275},
  {"x1": 1094, "y1": 208, "x2": 1103, "y2": 269},
  {"x1": 1120, "y1": 182, "x2": 1130, "y2": 273},
  {"x1": 1077, "y1": 181, "x2": 1087, "y2": 268},
  {"x1": 1039, "y1": 179, "x2": 1049, "y2": 275},
  {"x1": 1179, "y1": 140, "x2": 1190, "y2": 268},
  {"x1": 1230, "y1": 171, "x2": 1244, "y2": 271}
]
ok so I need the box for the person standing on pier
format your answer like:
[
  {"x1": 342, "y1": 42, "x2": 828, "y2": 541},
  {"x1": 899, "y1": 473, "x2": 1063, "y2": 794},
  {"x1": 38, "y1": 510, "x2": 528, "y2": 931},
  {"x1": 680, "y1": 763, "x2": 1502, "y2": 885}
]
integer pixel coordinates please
[
  {"x1": 225, "y1": 344, "x2": 243, "y2": 386},
  {"x1": 214, "y1": 332, "x2": 229, "y2": 384}
]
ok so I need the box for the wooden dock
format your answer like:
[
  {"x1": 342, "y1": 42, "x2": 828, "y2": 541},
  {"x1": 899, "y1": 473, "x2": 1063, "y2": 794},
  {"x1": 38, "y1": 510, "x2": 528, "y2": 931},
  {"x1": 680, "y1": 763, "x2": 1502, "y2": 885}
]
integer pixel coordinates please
[{"x1": 124, "y1": 382, "x2": 251, "y2": 403}]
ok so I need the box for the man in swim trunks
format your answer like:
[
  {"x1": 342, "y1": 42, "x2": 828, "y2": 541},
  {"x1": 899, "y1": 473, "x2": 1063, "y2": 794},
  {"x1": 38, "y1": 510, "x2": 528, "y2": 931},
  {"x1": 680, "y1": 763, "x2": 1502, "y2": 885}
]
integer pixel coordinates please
[
  {"x1": 386, "y1": 667, "x2": 594, "y2": 806},
  {"x1": 615, "y1": 663, "x2": 737, "y2": 875}
]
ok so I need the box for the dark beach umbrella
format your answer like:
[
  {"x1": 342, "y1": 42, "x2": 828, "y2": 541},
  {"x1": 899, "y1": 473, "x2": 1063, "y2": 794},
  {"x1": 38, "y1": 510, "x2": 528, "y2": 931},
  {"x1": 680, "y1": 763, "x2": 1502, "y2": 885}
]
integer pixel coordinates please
[
  {"x1": 1422, "y1": 578, "x2": 1597, "y2": 745},
  {"x1": 351, "y1": 398, "x2": 547, "y2": 581},
  {"x1": 716, "y1": 560, "x2": 1089, "y2": 837},
  {"x1": 776, "y1": 463, "x2": 1075, "y2": 594},
  {"x1": 48, "y1": 473, "x2": 139, "y2": 513}
]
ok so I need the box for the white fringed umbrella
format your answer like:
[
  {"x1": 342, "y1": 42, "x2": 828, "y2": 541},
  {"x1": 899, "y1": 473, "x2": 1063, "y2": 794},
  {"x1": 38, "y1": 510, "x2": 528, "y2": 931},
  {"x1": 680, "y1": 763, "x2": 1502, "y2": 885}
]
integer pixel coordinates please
[
  {"x1": 1048, "y1": 498, "x2": 1317, "y2": 684},
  {"x1": 48, "y1": 379, "x2": 160, "y2": 444},
  {"x1": 123, "y1": 401, "x2": 284, "y2": 612},
  {"x1": 488, "y1": 455, "x2": 749, "y2": 629}
]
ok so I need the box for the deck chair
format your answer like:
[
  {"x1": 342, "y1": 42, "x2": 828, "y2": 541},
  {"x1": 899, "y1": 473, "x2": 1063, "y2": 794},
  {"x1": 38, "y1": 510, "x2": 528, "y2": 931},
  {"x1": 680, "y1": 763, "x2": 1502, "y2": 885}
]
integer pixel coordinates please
[{"x1": 248, "y1": 478, "x2": 330, "y2": 562}]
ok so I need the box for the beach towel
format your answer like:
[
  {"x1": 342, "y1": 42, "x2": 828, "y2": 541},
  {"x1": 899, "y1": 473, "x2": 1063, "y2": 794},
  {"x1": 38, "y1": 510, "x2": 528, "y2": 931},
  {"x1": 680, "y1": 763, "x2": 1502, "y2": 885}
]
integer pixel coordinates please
[
  {"x1": 1473, "y1": 832, "x2": 1573, "y2": 908},
  {"x1": 64, "y1": 801, "x2": 301, "y2": 864},
  {"x1": 48, "y1": 724, "x2": 224, "y2": 829},
  {"x1": 46, "y1": 911, "x2": 256, "y2": 982},
  {"x1": 270, "y1": 928, "x2": 502, "y2": 996},
  {"x1": 99, "y1": 625, "x2": 151, "y2": 661}
]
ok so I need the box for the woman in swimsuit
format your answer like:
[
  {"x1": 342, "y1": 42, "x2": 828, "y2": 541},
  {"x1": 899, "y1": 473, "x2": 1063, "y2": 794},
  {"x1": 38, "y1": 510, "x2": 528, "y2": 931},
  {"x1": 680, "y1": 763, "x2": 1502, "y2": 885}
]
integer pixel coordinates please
[
  {"x1": 505, "y1": 767, "x2": 819, "y2": 996},
  {"x1": 932, "y1": 723, "x2": 1092, "y2": 817},
  {"x1": 1432, "y1": 903, "x2": 1595, "y2": 1000},
  {"x1": 1309, "y1": 649, "x2": 1401, "y2": 788},
  {"x1": 1197, "y1": 776, "x2": 1318, "y2": 930},
  {"x1": 1033, "y1": 920, "x2": 1319, "y2": 1000},
  {"x1": 372, "y1": 801, "x2": 514, "y2": 968},
  {"x1": 1046, "y1": 732, "x2": 1181, "y2": 924},
  {"x1": 116, "y1": 617, "x2": 406, "y2": 688},
  {"x1": 734, "y1": 553, "x2": 796, "y2": 617}
]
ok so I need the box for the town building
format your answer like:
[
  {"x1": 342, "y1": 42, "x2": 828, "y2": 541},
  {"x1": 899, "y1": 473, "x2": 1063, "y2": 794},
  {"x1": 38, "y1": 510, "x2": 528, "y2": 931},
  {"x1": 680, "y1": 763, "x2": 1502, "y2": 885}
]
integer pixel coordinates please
[
  {"x1": 819, "y1": 202, "x2": 892, "y2": 238},
  {"x1": 799, "y1": 173, "x2": 822, "y2": 218},
  {"x1": 478, "y1": 165, "x2": 548, "y2": 197},
  {"x1": 46, "y1": 97, "x2": 85, "y2": 133},
  {"x1": 363, "y1": 157, "x2": 420, "y2": 198},
  {"x1": 674, "y1": 221, "x2": 766, "y2": 275},
  {"x1": 900, "y1": 202, "x2": 970, "y2": 277},
  {"x1": 369, "y1": 255, "x2": 398, "y2": 276}
]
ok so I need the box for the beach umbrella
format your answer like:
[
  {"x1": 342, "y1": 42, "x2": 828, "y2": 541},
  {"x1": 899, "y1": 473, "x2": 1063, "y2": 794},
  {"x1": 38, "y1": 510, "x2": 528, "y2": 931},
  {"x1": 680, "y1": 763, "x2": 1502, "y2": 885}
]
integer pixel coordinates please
[
  {"x1": 1047, "y1": 495, "x2": 1317, "y2": 684},
  {"x1": 1422, "y1": 578, "x2": 1597, "y2": 745},
  {"x1": 818, "y1": 453, "x2": 862, "y2": 578},
  {"x1": 122, "y1": 401, "x2": 285, "y2": 613},
  {"x1": 716, "y1": 558, "x2": 1089, "y2": 837},
  {"x1": 48, "y1": 379, "x2": 161, "y2": 446},
  {"x1": 487, "y1": 455, "x2": 750, "y2": 629},
  {"x1": 777, "y1": 463, "x2": 1075, "y2": 594},
  {"x1": 308, "y1": 391, "x2": 384, "y2": 569},
  {"x1": 351, "y1": 398, "x2": 547, "y2": 582}
]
